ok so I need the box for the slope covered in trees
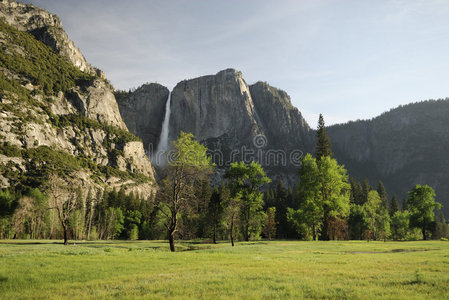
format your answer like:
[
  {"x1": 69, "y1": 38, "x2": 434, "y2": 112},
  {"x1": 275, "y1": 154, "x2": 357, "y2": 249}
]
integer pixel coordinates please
[{"x1": 328, "y1": 99, "x2": 449, "y2": 216}]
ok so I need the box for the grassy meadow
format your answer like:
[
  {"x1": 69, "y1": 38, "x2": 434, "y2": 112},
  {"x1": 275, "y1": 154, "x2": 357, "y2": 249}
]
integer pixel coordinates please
[{"x1": 0, "y1": 240, "x2": 448, "y2": 299}]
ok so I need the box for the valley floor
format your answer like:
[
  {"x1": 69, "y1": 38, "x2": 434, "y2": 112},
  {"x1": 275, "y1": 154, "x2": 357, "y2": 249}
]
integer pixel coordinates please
[{"x1": 0, "y1": 240, "x2": 448, "y2": 299}]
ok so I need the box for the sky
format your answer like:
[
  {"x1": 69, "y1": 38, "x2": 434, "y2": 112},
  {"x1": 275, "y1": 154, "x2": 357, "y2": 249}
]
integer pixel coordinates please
[{"x1": 22, "y1": 0, "x2": 449, "y2": 126}]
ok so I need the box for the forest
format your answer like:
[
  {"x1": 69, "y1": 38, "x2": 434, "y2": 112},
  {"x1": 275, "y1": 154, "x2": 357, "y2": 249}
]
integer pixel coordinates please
[{"x1": 1, "y1": 116, "x2": 447, "y2": 251}]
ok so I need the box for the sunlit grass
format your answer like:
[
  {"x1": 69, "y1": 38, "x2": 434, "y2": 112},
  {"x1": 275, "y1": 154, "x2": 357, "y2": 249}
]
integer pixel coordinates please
[{"x1": 0, "y1": 240, "x2": 448, "y2": 299}]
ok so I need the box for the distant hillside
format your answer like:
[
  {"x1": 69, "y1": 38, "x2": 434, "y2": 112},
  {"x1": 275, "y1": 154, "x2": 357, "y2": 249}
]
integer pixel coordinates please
[{"x1": 328, "y1": 99, "x2": 449, "y2": 215}]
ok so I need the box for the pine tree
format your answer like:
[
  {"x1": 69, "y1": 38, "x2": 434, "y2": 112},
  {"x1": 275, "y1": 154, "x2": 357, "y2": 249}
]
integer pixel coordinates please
[
  {"x1": 402, "y1": 198, "x2": 408, "y2": 211},
  {"x1": 350, "y1": 177, "x2": 364, "y2": 205},
  {"x1": 377, "y1": 181, "x2": 388, "y2": 210},
  {"x1": 361, "y1": 179, "x2": 371, "y2": 205},
  {"x1": 389, "y1": 195, "x2": 400, "y2": 216},
  {"x1": 315, "y1": 114, "x2": 333, "y2": 160}
]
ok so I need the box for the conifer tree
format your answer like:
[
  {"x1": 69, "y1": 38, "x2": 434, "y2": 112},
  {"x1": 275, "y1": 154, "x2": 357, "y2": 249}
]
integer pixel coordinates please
[
  {"x1": 377, "y1": 181, "x2": 388, "y2": 210},
  {"x1": 315, "y1": 114, "x2": 333, "y2": 160},
  {"x1": 389, "y1": 195, "x2": 400, "y2": 216}
]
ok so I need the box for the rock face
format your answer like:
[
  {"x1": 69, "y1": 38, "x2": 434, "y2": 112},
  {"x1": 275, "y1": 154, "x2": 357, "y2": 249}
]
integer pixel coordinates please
[
  {"x1": 169, "y1": 69, "x2": 263, "y2": 150},
  {"x1": 327, "y1": 99, "x2": 449, "y2": 215},
  {"x1": 0, "y1": 1, "x2": 156, "y2": 196},
  {"x1": 69, "y1": 79, "x2": 128, "y2": 130},
  {"x1": 0, "y1": 0, "x2": 94, "y2": 74},
  {"x1": 119, "y1": 69, "x2": 314, "y2": 185},
  {"x1": 166, "y1": 69, "x2": 313, "y2": 184},
  {"x1": 249, "y1": 81, "x2": 314, "y2": 152},
  {"x1": 116, "y1": 83, "x2": 169, "y2": 152}
]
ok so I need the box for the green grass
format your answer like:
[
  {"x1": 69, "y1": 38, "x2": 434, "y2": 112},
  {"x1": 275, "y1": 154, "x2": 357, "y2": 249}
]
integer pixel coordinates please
[{"x1": 0, "y1": 240, "x2": 448, "y2": 299}]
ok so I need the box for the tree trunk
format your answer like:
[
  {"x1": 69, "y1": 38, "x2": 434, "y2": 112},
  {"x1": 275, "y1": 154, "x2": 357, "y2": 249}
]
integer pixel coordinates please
[
  {"x1": 169, "y1": 230, "x2": 176, "y2": 252},
  {"x1": 322, "y1": 205, "x2": 330, "y2": 241},
  {"x1": 422, "y1": 227, "x2": 427, "y2": 240},
  {"x1": 63, "y1": 224, "x2": 69, "y2": 245},
  {"x1": 213, "y1": 223, "x2": 217, "y2": 244},
  {"x1": 230, "y1": 217, "x2": 235, "y2": 247}
]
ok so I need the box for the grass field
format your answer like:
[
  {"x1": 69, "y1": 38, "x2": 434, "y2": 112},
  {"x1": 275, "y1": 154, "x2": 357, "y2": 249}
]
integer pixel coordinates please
[{"x1": 0, "y1": 240, "x2": 448, "y2": 299}]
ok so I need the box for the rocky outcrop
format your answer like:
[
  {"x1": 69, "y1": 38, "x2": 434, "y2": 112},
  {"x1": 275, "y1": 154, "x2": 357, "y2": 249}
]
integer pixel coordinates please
[
  {"x1": 250, "y1": 81, "x2": 314, "y2": 152},
  {"x1": 69, "y1": 79, "x2": 128, "y2": 130},
  {"x1": 116, "y1": 83, "x2": 169, "y2": 152},
  {"x1": 117, "y1": 69, "x2": 315, "y2": 185},
  {"x1": 0, "y1": 0, "x2": 95, "y2": 74},
  {"x1": 0, "y1": 1, "x2": 156, "y2": 195},
  {"x1": 169, "y1": 69, "x2": 262, "y2": 149}
]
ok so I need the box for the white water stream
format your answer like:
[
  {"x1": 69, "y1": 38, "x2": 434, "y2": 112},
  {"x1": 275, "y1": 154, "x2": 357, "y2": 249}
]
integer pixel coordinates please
[{"x1": 154, "y1": 92, "x2": 171, "y2": 165}]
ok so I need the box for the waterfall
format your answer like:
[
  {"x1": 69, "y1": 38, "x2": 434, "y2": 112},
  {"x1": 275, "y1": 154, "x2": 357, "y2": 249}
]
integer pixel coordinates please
[{"x1": 155, "y1": 92, "x2": 171, "y2": 165}]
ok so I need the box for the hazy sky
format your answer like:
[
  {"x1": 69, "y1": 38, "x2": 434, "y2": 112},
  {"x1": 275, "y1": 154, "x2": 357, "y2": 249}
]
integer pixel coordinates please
[{"x1": 23, "y1": 0, "x2": 449, "y2": 125}]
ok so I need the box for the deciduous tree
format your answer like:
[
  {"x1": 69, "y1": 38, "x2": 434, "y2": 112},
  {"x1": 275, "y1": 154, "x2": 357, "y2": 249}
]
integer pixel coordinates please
[
  {"x1": 225, "y1": 161, "x2": 270, "y2": 241},
  {"x1": 157, "y1": 132, "x2": 213, "y2": 251},
  {"x1": 407, "y1": 185, "x2": 441, "y2": 240}
]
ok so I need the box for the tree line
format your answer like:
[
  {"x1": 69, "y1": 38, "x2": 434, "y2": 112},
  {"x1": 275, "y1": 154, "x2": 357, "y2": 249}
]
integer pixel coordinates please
[{"x1": 0, "y1": 117, "x2": 447, "y2": 250}]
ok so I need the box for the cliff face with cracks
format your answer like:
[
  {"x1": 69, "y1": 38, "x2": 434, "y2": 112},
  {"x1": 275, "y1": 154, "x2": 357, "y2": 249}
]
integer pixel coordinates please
[
  {"x1": 115, "y1": 83, "x2": 169, "y2": 153},
  {"x1": 120, "y1": 69, "x2": 314, "y2": 185},
  {"x1": 0, "y1": 0, "x2": 156, "y2": 197},
  {"x1": 0, "y1": 0, "x2": 96, "y2": 75}
]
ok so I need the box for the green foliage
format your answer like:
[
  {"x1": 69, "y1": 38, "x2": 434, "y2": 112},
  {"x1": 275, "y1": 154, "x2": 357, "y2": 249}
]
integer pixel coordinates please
[
  {"x1": 288, "y1": 154, "x2": 322, "y2": 240},
  {"x1": 377, "y1": 181, "x2": 388, "y2": 210},
  {"x1": 206, "y1": 185, "x2": 226, "y2": 243},
  {"x1": 0, "y1": 22, "x2": 93, "y2": 96},
  {"x1": 348, "y1": 204, "x2": 368, "y2": 240},
  {"x1": 390, "y1": 195, "x2": 400, "y2": 217},
  {"x1": 159, "y1": 132, "x2": 214, "y2": 251},
  {"x1": 318, "y1": 156, "x2": 350, "y2": 240},
  {"x1": 169, "y1": 131, "x2": 212, "y2": 169},
  {"x1": 128, "y1": 224, "x2": 139, "y2": 240},
  {"x1": 0, "y1": 189, "x2": 15, "y2": 217},
  {"x1": 315, "y1": 114, "x2": 333, "y2": 160},
  {"x1": 391, "y1": 210, "x2": 411, "y2": 240},
  {"x1": 263, "y1": 207, "x2": 276, "y2": 240},
  {"x1": 264, "y1": 181, "x2": 297, "y2": 239},
  {"x1": 225, "y1": 161, "x2": 271, "y2": 241},
  {"x1": 363, "y1": 190, "x2": 390, "y2": 240},
  {"x1": 288, "y1": 155, "x2": 350, "y2": 240},
  {"x1": 407, "y1": 185, "x2": 441, "y2": 240},
  {"x1": 0, "y1": 143, "x2": 22, "y2": 158}
]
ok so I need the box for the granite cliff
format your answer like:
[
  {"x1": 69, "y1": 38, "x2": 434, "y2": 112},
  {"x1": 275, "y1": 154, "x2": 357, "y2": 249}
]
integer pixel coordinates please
[
  {"x1": 118, "y1": 69, "x2": 314, "y2": 184},
  {"x1": 0, "y1": 0, "x2": 156, "y2": 198}
]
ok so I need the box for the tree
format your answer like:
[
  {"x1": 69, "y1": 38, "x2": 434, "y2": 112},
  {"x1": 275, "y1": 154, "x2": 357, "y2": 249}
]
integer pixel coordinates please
[
  {"x1": 363, "y1": 190, "x2": 390, "y2": 240},
  {"x1": 225, "y1": 161, "x2": 271, "y2": 241},
  {"x1": 318, "y1": 156, "x2": 350, "y2": 240},
  {"x1": 0, "y1": 189, "x2": 15, "y2": 239},
  {"x1": 157, "y1": 132, "x2": 213, "y2": 252},
  {"x1": 350, "y1": 178, "x2": 364, "y2": 205},
  {"x1": 361, "y1": 179, "x2": 371, "y2": 205},
  {"x1": 377, "y1": 181, "x2": 388, "y2": 210},
  {"x1": 289, "y1": 155, "x2": 350, "y2": 240},
  {"x1": 348, "y1": 204, "x2": 368, "y2": 240},
  {"x1": 389, "y1": 195, "x2": 400, "y2": 217},
  {"x1": 315, "y1": 114, "x2": 333, "y2": 160},
  {"x1": 223, "y1": 193, "x2": 241, "y2": 246},
  {"x1": 432, "y1": 210, "x2": 449, "y2": 240},
  {"x1": 207, "y1": 185, "x2": 227, "y2": 244},
  {"x1": 263, "y1": 207, "x2": 276, "y2": 240},
  {"x1": 287, "y1": 154, "x2": 322, "y2": 240},
  {"x1": 407, "y1": 185, "x2": 441, "y2": 240},
  {"x1": 47, "y1": 174, "x2": 79, "y2": 245},
  {"x1": 391, "y1": 210, "x2": 410, "y2": 240}
]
